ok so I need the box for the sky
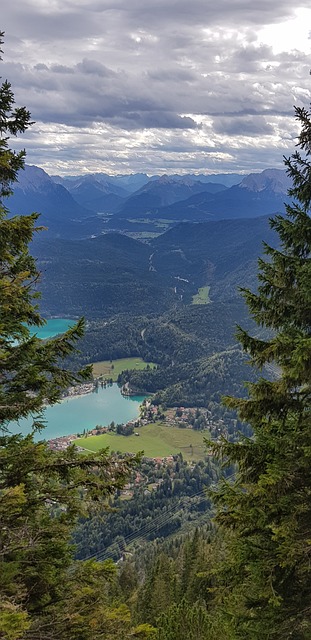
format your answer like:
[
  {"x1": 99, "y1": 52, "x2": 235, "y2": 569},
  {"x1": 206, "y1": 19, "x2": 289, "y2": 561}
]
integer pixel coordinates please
[{"x1": 1, "y1": 1, "x2": 311, "y2": 176}]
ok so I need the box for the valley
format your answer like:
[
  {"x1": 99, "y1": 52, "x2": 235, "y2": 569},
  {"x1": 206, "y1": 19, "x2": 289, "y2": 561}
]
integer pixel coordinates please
[
  {"x1": 13, "y1": 166, "x2": 282, "y2": 530},
  {"x1": 21, "y1": 176, "x2": 279, "y2": 449},
  {"x1": 11, "y1": 170, "x2": 280, "y2": 566},
  {"x1": 10, "y1": 168, "x2": 276, "y2": 479}
]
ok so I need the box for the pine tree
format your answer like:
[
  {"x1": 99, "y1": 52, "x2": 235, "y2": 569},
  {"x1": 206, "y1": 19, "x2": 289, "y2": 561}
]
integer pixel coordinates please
[
  {"x1": 156, "y1": 599, "x2": 210, "y2": 640},
  {"x1": 210, "y1": 104, "x2": 311, "y2": 639},
  {"x1": 0, "y1": 33, "x2": 155, "y2": 640}
]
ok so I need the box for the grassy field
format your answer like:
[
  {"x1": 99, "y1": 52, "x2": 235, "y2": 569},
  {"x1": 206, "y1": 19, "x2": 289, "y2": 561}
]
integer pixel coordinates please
[
  {"x1": 127, "y1": 232, "x2": 162, "y2": 240},
  {"x1": 92, "y1": 357, "x2": 156, "y2": 381},
  {"x1": 76, "y1": 422, "x2": 210, "y2": 461},
  {"x1": 192, "y1": 286, "x2": 211, "y2": 305}
]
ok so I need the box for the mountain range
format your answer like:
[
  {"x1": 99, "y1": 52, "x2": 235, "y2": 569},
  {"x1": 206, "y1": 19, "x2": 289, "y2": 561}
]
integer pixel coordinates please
[
  {"x1": 136, "y1": 169, "x2": 291, "y2": 222},
  {"x1": 112, "y1": 175, "x2": 227, "y2": 218},
  {"x1": 3, "y1": 162, "x2": 286, "y2": 318},
  {"x1": 6, "y1": 165, "x2": 291, "y2": 241}
]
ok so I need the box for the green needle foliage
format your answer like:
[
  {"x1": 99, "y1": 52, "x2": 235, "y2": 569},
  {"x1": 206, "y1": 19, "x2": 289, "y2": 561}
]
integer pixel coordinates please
[
  {"x1": 156, "y1": 599, "x2": 210, "y2": 640},
  {"x1": 211, "y1": 105, "x2": 311, "y2": 639},
  {"x1": 0, "y1": 33, "x2": 154, "y2": 640}
]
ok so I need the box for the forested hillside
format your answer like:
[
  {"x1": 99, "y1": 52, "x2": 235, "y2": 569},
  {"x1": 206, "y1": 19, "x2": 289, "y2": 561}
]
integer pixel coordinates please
[
  {"x1": 66, "y1": 298, "x2": 271, "y2": 424},
  {"x1": 31, "y1": 214, "x2": 280, "y2": 317},
  {"x1": 32, "y1": 232, "x2": 177, "y2": 317},
  {"x1": 74, "y1": 457, "x2": 219, "y2": 561}
]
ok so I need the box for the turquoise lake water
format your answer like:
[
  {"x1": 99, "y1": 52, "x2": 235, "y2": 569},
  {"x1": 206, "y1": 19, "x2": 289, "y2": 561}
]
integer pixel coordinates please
[
  {"x1": 30, "y1": 318, "x2": 76, "y2": 339},
  {"x1": 10, "y1": 384, "x2": 146, "y2": 441},
  {"x1": 9, "y1": 318, "x2": 145, "y2": 441}
]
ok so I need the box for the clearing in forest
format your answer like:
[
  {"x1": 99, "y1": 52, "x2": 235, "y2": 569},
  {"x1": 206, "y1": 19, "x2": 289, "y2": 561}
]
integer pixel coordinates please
[
  {"x1": 192, "y1": 286, "x2": 211, "y2": 305},
  {"x1": 92, "y1": 357, "x2": 156, "y2": 380}
]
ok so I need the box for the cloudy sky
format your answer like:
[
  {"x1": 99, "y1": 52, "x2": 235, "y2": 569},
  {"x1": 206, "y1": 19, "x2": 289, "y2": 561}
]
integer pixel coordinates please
[{"x1": 1, "y1": 1, "x2": 311, "y2": 175}]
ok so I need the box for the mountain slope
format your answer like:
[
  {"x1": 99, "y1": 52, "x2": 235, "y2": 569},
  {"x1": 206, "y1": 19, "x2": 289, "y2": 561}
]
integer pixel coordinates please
[
  {"x1": 32, "y1": 232, "x2": 177, "y2": 318},
  {"x1": 139, "y1": 169, "x2": 290, "y2": 222},
  {"x1": 151, "y1": 215, "x2": 279, "y2": 300},
  {"x1": 6, "y1": 165, "x2": 92, "y2": 237},
  {"x1": 115, "y1": 176, "x2": 227, "y2": 218},
  {"x1": 31, "y1": 213, "x2": 280, "y2": 320},
  {"x1": 52, "y1": 174, "x2": 128, "y2": 213}
]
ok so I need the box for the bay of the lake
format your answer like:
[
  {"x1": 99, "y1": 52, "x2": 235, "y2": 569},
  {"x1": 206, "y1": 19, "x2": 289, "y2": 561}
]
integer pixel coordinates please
[
  {"x1": 10, "y1": 384, "x2": 146, "y2": 441},
  {"x1": 30, "y1": 318, "x2": 76, "y2": 339},
  {"x1": 10, "y1": 319, "x2": 145, "y2": 440}
]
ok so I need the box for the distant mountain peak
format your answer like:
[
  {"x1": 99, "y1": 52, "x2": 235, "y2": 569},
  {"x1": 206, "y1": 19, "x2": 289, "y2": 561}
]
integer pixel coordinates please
[
  {"x1": 150, "y1": 174, "x2": 198, "y2": 187},
  {"x1": 16, "y1": 164, "x2": 52, "y2": 191},
  {"x1": 240, "y1": 168, "x2": 291, "y2": 194}
]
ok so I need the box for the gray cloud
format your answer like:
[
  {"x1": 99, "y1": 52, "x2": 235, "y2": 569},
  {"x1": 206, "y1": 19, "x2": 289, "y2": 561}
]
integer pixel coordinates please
[
  {"x1": 113, "y1": 112, "x2": 199, "y2": 130},
  {"x1": 213, "y1": 116, "x2": 275, "y2": 136},
  {"x1": 50, "y1": 64, "x2": 74, "y2": 74},
  {"x1": 1, "y1": 0, "x2": 311, "y2": 174},
  {"x1": 76, "y1": 58, "x2": 116, "y2": 77}
]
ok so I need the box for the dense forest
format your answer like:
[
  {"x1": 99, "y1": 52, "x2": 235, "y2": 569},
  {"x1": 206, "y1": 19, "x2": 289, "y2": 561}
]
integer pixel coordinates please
[
  {"x1": 74, "y1": 456, "x2": 224, "y2": 562},
  {"x1": 1, "y1": 32, "x2": 311, "y2": 640}
]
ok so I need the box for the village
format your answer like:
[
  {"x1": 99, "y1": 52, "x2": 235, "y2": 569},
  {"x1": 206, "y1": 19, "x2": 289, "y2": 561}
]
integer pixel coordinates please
[{"x1": 47, "y1": 396, "x2": 228, "y2": 452}]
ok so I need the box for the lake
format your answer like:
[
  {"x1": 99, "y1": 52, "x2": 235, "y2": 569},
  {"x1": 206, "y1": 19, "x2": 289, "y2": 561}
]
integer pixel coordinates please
[
  {"x1": 10, "y1": 319, "x2": 145, "y2": 440},
  {"x1": 30, "y1": 318, "x2": 76, "y2": 340},
  {"x1": 9, "y1": 384, "x2": 146, "y2": 441}
]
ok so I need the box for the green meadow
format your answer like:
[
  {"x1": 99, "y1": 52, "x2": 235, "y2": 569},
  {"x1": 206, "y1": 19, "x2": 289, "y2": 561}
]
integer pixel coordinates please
[
  {"x1": 76, "y1": 422, "x2": 210, "y2": 462},
  {"x1": 192, "y1": 286, "x2": 211, "y2": 305},
  {"x1": 92, "y1": 357, "x2": 156, "y2": 381}
]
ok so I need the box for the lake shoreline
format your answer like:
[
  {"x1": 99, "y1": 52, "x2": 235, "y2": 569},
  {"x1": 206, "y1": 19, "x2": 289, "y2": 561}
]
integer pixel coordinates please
[
  {"x1": 10, "y1": 383, "x2": 146, "y2": 443},
  {"x1": 19, "y1": 320, "x2": 147, "y2": 444}
]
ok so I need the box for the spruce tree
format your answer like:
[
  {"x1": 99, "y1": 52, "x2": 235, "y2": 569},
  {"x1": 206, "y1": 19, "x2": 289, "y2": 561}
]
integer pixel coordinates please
[
  {"x1": 211, "y1": 105, "x2": 311, "y2": 639},
  {"x1": 156, "y1": 599, "x2": 210, "y2": 640}
]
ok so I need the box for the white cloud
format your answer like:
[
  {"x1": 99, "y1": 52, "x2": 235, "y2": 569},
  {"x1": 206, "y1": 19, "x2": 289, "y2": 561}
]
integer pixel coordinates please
[{"x1": 258, "y1": 8, "x2": 311, "y2": 55}]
